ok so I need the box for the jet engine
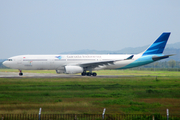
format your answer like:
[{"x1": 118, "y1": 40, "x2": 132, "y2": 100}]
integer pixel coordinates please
[{"x1": 65, "y1": 66, "x2": 83, "y2": 74}]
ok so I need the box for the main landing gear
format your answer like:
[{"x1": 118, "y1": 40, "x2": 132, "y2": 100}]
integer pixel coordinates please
[
  {"x1": 81, "y1": 72, "x2": 97, "y2": 76},
  {"x1": 19, "y1": 70, "x2": 23, "y2": 76}
]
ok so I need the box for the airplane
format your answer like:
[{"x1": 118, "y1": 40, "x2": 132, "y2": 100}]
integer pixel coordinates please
[{"x1": 3, "y1": 32, "x2": 173, "y2": 76}]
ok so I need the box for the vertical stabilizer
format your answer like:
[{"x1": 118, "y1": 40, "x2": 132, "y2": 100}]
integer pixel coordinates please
[{"x1": 142, "y1": 32, "x2": 171, "y2": 56}]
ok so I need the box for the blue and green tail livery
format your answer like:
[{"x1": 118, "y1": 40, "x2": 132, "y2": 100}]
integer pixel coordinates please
[{"x1": 142, "y1": 32, "x2": 171, "y2": 56}]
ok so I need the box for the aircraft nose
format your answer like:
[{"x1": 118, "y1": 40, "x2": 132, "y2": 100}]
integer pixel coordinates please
[{"x1": 2, "y1": 61, "x2": 8, "y2": 67}]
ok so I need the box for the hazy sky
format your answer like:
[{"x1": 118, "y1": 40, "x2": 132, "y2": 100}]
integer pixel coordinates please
[{"x1": 0, "y1": 0, "x2": 180, "y2": 58}]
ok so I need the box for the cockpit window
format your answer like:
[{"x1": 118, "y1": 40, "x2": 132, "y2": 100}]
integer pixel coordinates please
[{"x1": 8, "y1": 59, "x2": 13, "y2": 61}]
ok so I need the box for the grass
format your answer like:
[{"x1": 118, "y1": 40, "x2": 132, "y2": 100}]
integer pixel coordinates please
[
  {"x1": 0, "y1": 75, "x2": 180, "y2": 114},
  {"x1": 0, "y1": 69, "x2": 180, "y2": 76}
]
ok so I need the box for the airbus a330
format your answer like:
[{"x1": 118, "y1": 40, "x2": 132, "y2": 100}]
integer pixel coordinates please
[{"x1": 3, "y1": 32, "x2": 173, "y2": 76}]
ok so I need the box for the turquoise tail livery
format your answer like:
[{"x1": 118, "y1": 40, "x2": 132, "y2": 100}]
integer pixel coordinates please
[{"x1": 120, "y1": 32, "x2": 174, "y2": 69}]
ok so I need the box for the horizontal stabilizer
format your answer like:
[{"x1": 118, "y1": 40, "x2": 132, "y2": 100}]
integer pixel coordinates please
[{"x1": 152, "y1": 54, "x2": 175, "y2": 61}]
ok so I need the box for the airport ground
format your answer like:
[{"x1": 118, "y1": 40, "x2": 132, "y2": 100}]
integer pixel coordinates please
[{"x1": 0, "y1": 69, "x2": 179, "y2": 115}]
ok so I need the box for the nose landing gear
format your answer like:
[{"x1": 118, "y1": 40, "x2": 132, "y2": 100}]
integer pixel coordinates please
[{"x1": 19, "y1": 70, "x2": 23, "y2": 76}]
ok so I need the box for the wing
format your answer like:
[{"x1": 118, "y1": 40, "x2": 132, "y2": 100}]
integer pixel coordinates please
[{"x1": 78, "y1": 55, "x2": 134, "y2": 68}]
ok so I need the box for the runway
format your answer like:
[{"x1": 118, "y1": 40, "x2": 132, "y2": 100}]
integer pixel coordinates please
[{"x1": 0, "y1": 72, "x2": 133, "y2": 78}]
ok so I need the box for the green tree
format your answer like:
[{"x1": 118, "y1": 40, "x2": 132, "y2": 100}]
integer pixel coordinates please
[
  {"x1": 168, "y1": 60, "x2": 176, "y2": 68},
  {"x1": 153, "y1": 62, "x2": 159, "y2": 71}
]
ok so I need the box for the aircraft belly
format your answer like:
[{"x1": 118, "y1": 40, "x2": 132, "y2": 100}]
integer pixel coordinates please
[{"x1": 107, "y1": 60, "x2": 134, "y2": 69}]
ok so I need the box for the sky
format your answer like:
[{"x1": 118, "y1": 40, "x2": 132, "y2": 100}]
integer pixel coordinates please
[{"x1": 0, "y1": 0, "x2": 180, "y2": 58}]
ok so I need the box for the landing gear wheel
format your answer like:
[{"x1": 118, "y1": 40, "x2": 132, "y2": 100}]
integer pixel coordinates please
[
  {"x1": 19, "y1": 73, "x2": 23, "y2": 76},
  {"x1": 81, "y1": 72, "x2": 86, "y2": 76},
  {"x1": 87, "y1": 72, "x2": 92, "y2": 76},
  {"x1": 19, "y1": 70, "x2": 23, "y2": 76},
  {"x1": 92, "y1": 72, "x2": 97, "y2": 76}
]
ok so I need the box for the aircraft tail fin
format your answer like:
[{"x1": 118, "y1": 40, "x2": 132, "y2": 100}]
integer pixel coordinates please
[{"x1": 142, "y1": 32, "x2": 171, "y2": 56}]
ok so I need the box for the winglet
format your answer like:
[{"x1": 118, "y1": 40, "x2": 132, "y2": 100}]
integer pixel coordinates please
[
  {"x1": 125, "y1": 55, "x2": 134, "y2": 60},
  {"x1": 142, "y1": 32, "x2": 171, "y2": 56}
]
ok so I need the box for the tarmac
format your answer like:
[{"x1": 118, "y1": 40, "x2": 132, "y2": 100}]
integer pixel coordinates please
[{"x1": 0, "y1": 72, "x2": 133, "y2": 78}]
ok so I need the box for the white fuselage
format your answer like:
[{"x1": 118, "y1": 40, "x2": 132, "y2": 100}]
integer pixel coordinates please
[{"x1": 3, "y1": 54, "x2": 141, "y2": 71}]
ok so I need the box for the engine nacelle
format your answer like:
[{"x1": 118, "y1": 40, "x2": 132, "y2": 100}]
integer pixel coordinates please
[
  {"x1": 56, "y1": 69, "x2": 65, "y2": 74},
  {"x1": 65, "y1": 66, "x2": 83, "y2": 74}
]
